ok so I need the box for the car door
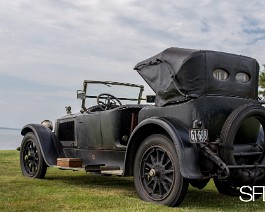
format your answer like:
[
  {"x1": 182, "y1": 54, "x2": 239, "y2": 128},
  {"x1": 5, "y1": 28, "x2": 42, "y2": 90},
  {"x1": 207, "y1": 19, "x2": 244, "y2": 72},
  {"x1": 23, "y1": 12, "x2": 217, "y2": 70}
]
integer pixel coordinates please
[{"x1": 76, "y1": 113, "x2": 103, "y2": 149}]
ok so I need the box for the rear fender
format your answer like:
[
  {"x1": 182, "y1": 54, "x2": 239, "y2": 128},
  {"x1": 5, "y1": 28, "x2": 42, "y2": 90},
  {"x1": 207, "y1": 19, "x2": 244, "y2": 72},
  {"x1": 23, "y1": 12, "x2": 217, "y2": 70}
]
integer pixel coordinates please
[
  {"x1": 21, "y1": 124, "x2": 65, "y2": 166},
  {"x1": 124, "y1": 117, "x2": 204, "y2": 179}
]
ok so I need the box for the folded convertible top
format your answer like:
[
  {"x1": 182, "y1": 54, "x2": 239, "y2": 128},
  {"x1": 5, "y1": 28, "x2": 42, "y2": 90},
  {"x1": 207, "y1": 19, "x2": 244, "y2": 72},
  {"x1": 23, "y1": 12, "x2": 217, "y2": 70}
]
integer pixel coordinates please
[{"x1": 134, "y1": 47, "x2": 259, "y2": 106}]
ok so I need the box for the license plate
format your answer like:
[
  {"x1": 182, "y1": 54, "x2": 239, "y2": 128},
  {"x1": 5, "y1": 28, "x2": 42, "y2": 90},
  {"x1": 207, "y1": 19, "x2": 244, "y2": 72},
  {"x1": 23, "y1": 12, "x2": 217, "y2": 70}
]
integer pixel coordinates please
[{"x1": 189, "y1": 129, "x2": 208, "y2": 143}]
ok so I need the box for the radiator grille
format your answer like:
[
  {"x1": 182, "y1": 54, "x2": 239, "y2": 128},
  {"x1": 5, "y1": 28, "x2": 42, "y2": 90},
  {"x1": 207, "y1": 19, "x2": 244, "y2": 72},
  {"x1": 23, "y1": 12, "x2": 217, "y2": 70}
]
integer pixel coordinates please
[{"x1": 58, "y1": 121, "x2": 75, "y2": 141}]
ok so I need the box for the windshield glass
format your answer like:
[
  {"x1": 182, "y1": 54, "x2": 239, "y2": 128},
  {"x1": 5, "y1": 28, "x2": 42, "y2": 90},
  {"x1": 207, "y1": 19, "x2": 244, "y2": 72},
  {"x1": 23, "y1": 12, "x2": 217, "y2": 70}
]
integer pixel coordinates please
[{"x1": 83, "y1": 81, "x2": 144, "y2": 108}]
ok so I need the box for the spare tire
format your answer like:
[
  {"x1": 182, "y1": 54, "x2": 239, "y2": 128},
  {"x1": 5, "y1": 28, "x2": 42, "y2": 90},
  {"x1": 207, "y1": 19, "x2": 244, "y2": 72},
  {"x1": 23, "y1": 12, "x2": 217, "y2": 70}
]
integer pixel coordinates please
[{"x1": 219, "y1": 103, "x2": 265, "y2": 184}]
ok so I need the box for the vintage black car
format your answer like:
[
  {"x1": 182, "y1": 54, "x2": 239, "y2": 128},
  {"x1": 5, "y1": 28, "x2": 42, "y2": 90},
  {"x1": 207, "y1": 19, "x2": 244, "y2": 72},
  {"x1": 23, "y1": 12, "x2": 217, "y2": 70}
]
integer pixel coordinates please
[{"x1": 20, "y1": 47, "x2": 265, "y2": 207}]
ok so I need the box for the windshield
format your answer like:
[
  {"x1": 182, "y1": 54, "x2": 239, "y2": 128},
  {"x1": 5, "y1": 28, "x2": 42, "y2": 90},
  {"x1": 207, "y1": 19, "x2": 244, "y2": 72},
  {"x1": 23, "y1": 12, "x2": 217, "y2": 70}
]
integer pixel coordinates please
[{"x1": 79, "y1": 80, "x2": 144, "y2": 110}]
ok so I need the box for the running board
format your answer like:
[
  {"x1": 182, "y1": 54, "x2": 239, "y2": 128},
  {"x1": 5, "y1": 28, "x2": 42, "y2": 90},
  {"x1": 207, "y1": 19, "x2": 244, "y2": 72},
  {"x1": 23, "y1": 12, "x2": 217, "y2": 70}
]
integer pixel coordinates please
[
  {"x1": 100, "y1": 170, "x2": 123, "y2": 176},
  {"x1": 100, "y1": 166, "x2": 122, "y2": 175},
  {"x1": 53, "y1": 165, "x2": 84, "y2": 171},
  {"x1": 55, "y1": 158, "x2": 123, "y2": 175},
  {"x1": 85, "y1": 165, "x2": 122, "y2": 175},
  {"x1": 85, "y1": 164, "x2": 105, "y2": 172},
  {"x1": 52, "y1": 166, "x2": 123, "y2": 175}
]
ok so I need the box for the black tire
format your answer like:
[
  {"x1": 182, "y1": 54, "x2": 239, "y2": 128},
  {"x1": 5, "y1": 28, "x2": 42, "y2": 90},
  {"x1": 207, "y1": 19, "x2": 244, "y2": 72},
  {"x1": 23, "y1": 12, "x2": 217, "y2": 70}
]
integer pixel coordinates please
[
  {"x1": 220, "y1": 103, "x2": 265, "y2": 167},
  {"x1": 217, "y1": 103, "x2": 265, "y2": 197},
  {"x1": 133, "y1": 134, "x2": 189, "y2": 207},
  {"x1": 20, "y1": 132, "x2": 47, "y2": 179}
]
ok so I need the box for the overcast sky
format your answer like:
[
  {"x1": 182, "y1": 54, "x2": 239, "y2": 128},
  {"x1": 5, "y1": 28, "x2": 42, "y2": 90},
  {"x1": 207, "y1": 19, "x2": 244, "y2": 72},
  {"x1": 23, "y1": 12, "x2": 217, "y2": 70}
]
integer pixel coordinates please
[{"x1": 1, "y1": 0, "x2": 265, "y2": 129}]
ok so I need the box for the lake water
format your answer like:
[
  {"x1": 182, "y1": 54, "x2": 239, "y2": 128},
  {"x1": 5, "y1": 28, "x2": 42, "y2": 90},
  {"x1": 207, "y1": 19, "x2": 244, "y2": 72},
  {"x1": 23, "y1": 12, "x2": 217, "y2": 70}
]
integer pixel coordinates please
[{"x1": 0, "y1": 128, "x2": 22, "y2": 150}]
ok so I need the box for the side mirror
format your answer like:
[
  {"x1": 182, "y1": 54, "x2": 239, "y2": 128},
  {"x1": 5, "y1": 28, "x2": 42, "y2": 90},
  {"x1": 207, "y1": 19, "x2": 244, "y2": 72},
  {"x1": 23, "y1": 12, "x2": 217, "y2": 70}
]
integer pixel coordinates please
[
  {"x1": 77, "y1": 90, "x2": 86, "y2": 100},
  {"x1": 146, "y1": 95, "x2": 155, "y2": 103}
]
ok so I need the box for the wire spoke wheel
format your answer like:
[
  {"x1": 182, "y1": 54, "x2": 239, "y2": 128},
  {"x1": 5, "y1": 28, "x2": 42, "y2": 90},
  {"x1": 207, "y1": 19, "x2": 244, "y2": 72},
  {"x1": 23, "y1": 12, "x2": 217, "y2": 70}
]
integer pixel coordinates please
[
  {"x1": 22, "y1": 140, "x2": 39, "y2": 176},
  {"x1": 20, "y1": 132, "x2": 47, "y2": 179},
  {"x1": 134, "y1": 134, "x2": 188, "y2": 207},
  {"x1": 140, "y1": 146, "x2": 174, "y2": 200}
]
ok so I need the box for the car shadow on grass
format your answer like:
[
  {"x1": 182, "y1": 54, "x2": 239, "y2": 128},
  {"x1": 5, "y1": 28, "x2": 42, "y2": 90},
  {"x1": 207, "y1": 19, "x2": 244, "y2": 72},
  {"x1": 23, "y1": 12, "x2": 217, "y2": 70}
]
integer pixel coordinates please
[
  {"x1": 45, "y1": 171, "x2": 263, "y2": 210},
  {"x1": 46, "y1": 171, "x2": 137, "y2": 196},
  {"x1": 183, "y1": 189, "x2": 263, "y2": 211}
]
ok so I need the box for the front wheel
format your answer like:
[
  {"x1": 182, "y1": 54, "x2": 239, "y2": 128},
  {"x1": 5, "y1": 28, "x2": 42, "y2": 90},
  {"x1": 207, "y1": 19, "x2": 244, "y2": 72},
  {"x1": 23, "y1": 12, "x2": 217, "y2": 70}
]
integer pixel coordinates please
[
  {"x1": 20, "y1": 132, "x2": 47, "y2": 179},
  {"x1": 133, "y1": 134, "x2": 188, "y2": 207}
]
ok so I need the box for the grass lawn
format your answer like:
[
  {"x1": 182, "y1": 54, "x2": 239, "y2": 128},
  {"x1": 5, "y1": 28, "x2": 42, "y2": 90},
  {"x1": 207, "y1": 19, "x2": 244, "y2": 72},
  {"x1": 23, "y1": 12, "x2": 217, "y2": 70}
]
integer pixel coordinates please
[{"x1": 0, "y1": 150, "x2": 264, "y2": 211}]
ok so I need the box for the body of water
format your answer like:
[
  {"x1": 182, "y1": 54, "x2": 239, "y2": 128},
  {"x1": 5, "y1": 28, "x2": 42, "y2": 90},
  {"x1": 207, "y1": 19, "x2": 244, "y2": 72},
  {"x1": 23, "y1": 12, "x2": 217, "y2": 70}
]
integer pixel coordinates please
[{"x1": 0, "y1": 128, "x2": 22, "y2": 150}]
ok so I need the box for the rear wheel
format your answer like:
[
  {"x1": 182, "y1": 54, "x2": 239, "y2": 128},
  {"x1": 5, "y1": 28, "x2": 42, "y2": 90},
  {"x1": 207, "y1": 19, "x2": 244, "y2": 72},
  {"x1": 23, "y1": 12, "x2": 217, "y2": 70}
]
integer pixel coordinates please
[
  {"x1": 218, "y1": 103, "x2": 265, "y2": 197},
  {"x1": 20, "y1": 132, "x2": 47, "y2": 178},
  {"x1": 133, "y1": 134, "x2": 188, "y2": 207}
]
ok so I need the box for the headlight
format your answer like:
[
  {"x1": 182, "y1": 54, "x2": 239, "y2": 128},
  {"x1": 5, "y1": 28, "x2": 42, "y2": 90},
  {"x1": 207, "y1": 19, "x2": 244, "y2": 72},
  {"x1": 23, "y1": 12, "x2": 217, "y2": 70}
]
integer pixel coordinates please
[{"x1": 41, "y1": 120, "x2": 53, "y2": 131}]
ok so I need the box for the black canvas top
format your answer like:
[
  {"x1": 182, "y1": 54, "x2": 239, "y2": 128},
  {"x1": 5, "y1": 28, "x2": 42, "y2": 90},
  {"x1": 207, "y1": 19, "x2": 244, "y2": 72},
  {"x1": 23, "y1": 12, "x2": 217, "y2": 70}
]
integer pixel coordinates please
[{"x1": 134, "y1": 47, "x2": 259, "y2": 106}]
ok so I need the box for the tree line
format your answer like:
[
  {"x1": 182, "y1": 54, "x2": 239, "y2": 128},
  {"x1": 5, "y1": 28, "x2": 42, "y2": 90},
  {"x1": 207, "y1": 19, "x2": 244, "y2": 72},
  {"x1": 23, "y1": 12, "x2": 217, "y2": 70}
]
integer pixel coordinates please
[{"x1": 259, "y1": 65, "x2": 265, "y2": 98}]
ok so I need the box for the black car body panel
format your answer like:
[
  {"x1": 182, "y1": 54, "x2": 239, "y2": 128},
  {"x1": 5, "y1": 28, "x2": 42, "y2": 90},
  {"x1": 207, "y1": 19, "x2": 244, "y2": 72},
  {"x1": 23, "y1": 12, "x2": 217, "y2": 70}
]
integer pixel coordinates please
[{"x1": 124, "y1": 116, "x2": 205, "y2": 179}]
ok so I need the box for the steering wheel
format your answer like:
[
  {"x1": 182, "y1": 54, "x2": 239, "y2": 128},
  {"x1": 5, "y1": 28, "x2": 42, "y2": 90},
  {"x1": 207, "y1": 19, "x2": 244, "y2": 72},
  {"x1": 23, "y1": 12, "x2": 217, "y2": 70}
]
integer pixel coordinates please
[{"x1": 97, "y1": 93, "x2": 122, "y2": 110}]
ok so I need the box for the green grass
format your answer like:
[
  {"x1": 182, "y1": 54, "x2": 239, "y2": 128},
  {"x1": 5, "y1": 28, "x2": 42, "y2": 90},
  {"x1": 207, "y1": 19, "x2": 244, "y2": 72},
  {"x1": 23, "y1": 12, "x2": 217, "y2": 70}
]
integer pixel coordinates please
[{"x1": 0, "y1": 150, "x2": 264, "y2": 211}]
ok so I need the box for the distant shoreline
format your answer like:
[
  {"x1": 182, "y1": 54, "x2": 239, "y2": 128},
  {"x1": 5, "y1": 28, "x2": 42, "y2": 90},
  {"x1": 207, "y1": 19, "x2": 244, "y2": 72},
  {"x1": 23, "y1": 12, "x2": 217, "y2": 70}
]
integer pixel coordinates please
[{"x1": 0, "y1": 127, "x2": 21, "y2": 131}]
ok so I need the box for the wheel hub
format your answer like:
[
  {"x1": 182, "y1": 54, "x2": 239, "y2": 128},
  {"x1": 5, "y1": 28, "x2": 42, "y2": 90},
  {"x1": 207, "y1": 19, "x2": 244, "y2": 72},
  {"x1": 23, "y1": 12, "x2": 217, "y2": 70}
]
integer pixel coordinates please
[
  {"x1": 28, "y1": 155, "x2": 34, "y2": 161},
  {"x1": 148, "y1": 168, "x2": 156, "y2": 177}
]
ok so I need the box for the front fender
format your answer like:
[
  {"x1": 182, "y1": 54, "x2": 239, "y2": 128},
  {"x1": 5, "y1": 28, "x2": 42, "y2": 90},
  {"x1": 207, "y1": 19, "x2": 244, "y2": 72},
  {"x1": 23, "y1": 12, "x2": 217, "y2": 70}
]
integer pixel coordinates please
[
  {"x1": 21, "y1": 124, "x2": 65, "y2": 166},
  {"x1": 124, "y1": 117, "x2": 204, "y2": 179}
]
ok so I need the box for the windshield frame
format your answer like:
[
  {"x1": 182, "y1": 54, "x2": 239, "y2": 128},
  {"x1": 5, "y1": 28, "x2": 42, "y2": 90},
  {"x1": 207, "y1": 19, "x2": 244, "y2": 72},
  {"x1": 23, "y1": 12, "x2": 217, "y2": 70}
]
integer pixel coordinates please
[{"x1": 78, "y1": 80, "x2": 144, "y2": 110}]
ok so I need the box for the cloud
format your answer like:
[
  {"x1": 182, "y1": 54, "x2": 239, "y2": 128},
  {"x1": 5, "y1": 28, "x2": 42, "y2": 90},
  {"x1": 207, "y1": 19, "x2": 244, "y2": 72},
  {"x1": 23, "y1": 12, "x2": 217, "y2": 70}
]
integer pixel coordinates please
[{"x1": 1, "y1": 0, "x2": 265, "y2": 128}]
